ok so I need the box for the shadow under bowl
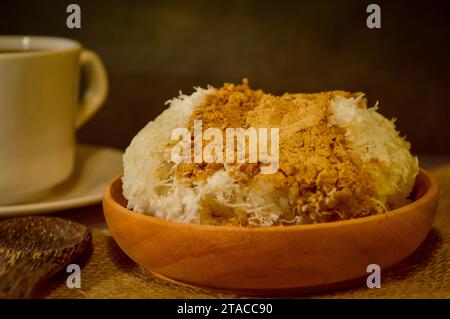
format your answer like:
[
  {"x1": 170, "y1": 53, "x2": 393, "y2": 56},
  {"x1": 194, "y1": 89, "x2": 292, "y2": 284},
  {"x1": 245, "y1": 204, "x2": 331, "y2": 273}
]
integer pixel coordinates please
[{"x1": 103, "y1": 169, "x2": 439, "y2": 295}]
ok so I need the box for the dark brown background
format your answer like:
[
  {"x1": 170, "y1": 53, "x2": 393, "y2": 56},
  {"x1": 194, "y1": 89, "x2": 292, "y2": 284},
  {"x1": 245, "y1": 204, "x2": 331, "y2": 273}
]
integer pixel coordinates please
[{"x1": 1, "y1": 0, "x2": 450, "y2": 154}]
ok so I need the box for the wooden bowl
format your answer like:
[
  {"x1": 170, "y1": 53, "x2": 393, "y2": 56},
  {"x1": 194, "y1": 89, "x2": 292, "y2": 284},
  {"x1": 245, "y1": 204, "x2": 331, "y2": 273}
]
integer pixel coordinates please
[{"x1": 103, "y1": 169, "x2": 439, "y2": 294}]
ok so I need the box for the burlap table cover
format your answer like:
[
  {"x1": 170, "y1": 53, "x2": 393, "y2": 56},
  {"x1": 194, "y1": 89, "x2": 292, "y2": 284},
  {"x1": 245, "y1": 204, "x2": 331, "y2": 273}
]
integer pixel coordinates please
[{"x1": 39, "y1": 165, "x2": 450, "y2": 298}]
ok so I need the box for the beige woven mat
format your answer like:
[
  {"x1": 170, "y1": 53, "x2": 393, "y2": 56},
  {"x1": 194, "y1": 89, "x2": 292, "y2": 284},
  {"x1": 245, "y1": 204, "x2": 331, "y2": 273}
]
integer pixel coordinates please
[{"x1": 40, "y1": 166, "x2": 450, "y2": 299}]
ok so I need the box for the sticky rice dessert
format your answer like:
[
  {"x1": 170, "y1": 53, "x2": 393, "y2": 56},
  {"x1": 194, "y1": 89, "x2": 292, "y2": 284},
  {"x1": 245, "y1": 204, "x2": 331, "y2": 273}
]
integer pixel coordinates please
[{"x1": 122, "y1": 80, "x2": 418, "y2": 226}]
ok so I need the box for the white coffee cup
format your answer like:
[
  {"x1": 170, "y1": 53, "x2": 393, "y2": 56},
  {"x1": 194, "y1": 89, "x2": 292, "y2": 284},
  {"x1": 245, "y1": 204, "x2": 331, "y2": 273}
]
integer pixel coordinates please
[{"x1": 0, "y1": 36, "x2": 108, "y2": 205}]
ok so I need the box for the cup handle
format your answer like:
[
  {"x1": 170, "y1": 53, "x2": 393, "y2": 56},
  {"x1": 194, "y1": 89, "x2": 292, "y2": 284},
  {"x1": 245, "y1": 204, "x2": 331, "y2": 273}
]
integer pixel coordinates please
[{"x1": 75, "y1": 50, "x2": 108, "y2": 129}]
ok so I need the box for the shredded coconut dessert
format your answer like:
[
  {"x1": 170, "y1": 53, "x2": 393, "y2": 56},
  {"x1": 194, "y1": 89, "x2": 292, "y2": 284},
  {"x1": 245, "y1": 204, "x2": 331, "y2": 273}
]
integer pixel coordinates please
[{"x1": 122, "y1": 80, "x2": 419, "y2": 226}]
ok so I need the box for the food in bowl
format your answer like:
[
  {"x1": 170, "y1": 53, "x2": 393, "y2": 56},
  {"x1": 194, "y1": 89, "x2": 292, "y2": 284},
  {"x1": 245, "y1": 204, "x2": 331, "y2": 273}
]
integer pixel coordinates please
[{"x1": 122, "y1": 80, "x2": 418, "y2": 226}]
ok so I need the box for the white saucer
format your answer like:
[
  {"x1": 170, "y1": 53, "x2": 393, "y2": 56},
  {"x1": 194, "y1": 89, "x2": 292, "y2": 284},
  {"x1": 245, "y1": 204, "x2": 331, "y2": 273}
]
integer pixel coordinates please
[{"x1": 0, "y1": 144, "x2": 123, "y2": 217}]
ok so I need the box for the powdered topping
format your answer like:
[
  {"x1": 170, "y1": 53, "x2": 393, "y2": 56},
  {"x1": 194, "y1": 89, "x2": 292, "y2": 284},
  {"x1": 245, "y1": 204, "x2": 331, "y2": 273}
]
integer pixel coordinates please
[{"x1": 173, "y1": 80, "x2": 383, "y2": 225}]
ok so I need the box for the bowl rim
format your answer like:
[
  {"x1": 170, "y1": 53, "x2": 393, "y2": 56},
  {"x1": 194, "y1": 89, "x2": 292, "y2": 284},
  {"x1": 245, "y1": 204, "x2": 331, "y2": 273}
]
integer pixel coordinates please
[{"x1": 103, "y1": 168, "x2": 439, "y2": 233}]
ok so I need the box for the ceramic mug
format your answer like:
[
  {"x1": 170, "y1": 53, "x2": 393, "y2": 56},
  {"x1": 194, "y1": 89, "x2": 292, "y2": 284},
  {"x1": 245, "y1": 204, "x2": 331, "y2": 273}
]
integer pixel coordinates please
[{"x1": 0, "y1": 36, "x2": 108, "y2": 205}]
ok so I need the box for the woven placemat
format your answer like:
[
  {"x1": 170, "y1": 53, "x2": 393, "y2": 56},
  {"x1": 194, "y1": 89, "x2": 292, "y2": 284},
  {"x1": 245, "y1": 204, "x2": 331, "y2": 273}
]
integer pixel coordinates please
[{"x1": 39, "y1": 166, "x2": 450, "y2": 299}]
